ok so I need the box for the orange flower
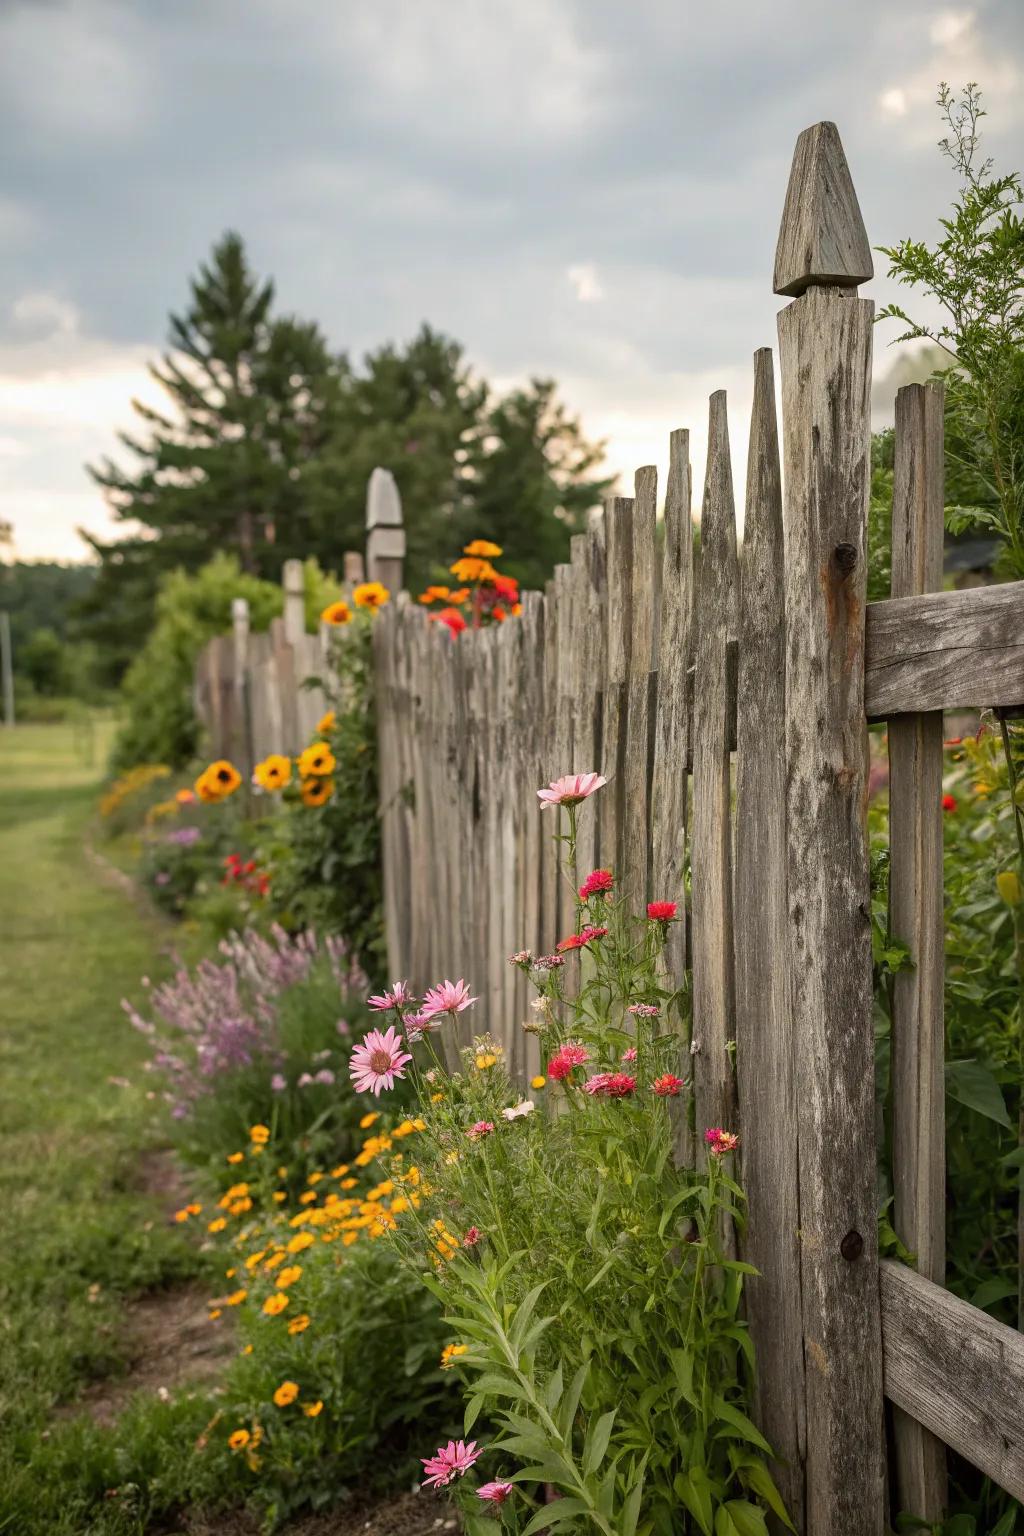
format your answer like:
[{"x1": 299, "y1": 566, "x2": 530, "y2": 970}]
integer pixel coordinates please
[
  {"x1": 353, "y1": 581, "x2": 389, "y2": 610},
  {"x1": 463, "y1": 539, "x2": 503, "y2": 558},
  {"x1": 316, "y1": 710, "x2": 336, "y2": 734},
  {"x1": 225, "y1": 1289, "x2": 247, "y2": 1306},
  {"x1": 449, "y1": 556, "x2": 496, "y2": 584},
  {"x1": 277, "y1": 1265, "x2": 303, "y2": 1288},
  {"x1": 273, "y1": 1380, "x2": 300, "y2": 1407},
  {"x1": 301, "y1": 776, "x2": 333, "y2": 807},
  {"x1": 263, "y1": 1292, "x2": 289, "y2": 1316},
  {"x1": 321, "y1": 599, "x2": 352, "y2": 626},
  {"x1": 303, "y1": 1400, "x2": 324, "y2": 1417},
  {"x1": 175, "y1": 788, "x2": 196, "y2": 805},
  {"x1": 448, "y1": 588, "x2": 470, "y2": 603},
  {"x1": 418, "y1": 586, "x2": 450, "y2": 605},
  {"x1": 254, "y1": 754, "x2": 291, "y2": 791},
  {"x1": 298, "y1": 743, "x2": 335, "y2": 778},
  {"x1": 288, "y1": 1314, "x2": 311, "y2": 1335},
  {"x1": 196, "y1": 760, "x2": 241, "y2": 800}
]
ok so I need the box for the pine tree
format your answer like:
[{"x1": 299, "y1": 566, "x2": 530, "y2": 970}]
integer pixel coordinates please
[{"x1": 82, "y1": 233, "x2": 345, "y2": 662}]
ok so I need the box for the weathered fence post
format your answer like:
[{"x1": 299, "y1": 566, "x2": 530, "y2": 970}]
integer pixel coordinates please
[
  {"x1": 231, "y1": 595, "x2": 252, "y2": 786},
  {"x1": 343, "y1": 551, "x2": 366, "y2": 590},
  {"x1": 283, "y1": 559, "x2": 305, "y2": 646},
  {"x1": 775, "y1": 122, "x2": 885, "y2": 1532},
  {"x1": 888, "y1": 380, "x2": 947, "y2": 1521},
  {"x1": 366, "y1": 467, "x2": 406, "y2": 594}
]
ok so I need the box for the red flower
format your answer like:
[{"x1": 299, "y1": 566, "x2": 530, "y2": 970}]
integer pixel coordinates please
[
  {"x1": 942, "y1": 794, "x2": 957, "y2": 813},
  {"x1": 583, "y1": 1072, "x2": 636, "y2": 1098},
  {"x1": 432, "y1": 606, "x2": 467, "y2": 636},
  {"x1": 491, "y1": 574, "x2": 519, "y2": 603},
  {"x1": 578, "y1": 869, "x2": 613, "y2": 900},
  {"x1": 647, "y1": 901, "x2": 678, "y2": 922},
  {"x1": 704, "y1": 1126, "x2": 739, "y2": 1156},
  {"x1": 547, "y1": 1043, "x2": 589, "y2": 1080},
  {"x1": 652, "y1": 1073, "x2": 684, "y2": 1097}
]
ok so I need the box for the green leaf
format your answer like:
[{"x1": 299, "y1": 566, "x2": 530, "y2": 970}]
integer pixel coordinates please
[
  {"x1": 558, "y1": 1361, "x2": 589, "y2": 1441},
  {"x1": 464, "y1": 1395, "x2": 485, "y2": 1434},
  {"x1": 712, "y1": 1397, "x2": 773, "y2": 1455},
  {"x1": 583, "y1": 1408, "x2": 617, "y2": 1478},
  {"x1": 969, "y1": 1276, "x2": 1017, "y2": 1311},
  {"x1": 740, "y1": 1460, "x2": 796, "y2": 1531},
  {"x1": 946, "y1": 1059, "x2": 1012, "y2": 1127},
  {"x1": 621, "y1": 1459, "x2": 648, "y2": 1536},
  {"x1": 720, "y1": 1501, "x2": 769, "y2": 1536},
  {"x1": 521, "y1": 1498, "x2": 592, "y2": 1534},
  {"x1": 676, "y1": 1468, "x2": 715, "y2": 1536}
]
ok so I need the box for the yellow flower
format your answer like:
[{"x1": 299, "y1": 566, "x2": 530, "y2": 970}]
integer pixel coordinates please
[
  {"x1": 263, "y1": 1292, "x2": 289, "y2": 1316},
  {"x1": 353, "y1": 581, "x2": 390, "y2": 611},
  {"x1": 254, "y1": 754, "x2": 292, "y2": 791},
  {"x1": 342, "y1": 1231, "x2": 359, "y2": 1246},
  {"x1": 417, "y1": 585, "x2": 450, "y2": 605},
  {"x1": 273, "y1": 1380, "x2": 300, "y2": 1407},
  {"x1": 531, "y1": 1075, "x2": 546, "y2": 1090},
  {"x1": 463, "y1": 539, "x2": 502, "y2": 558},
  {"x1": 287, "y1": 1232, "x2": 315, "y2": 1254},
  {"x1": 273, "y1": 1191, "x2": 286, "y2": 1203},
  {"x1": 241, "y1": 1344, "x2": 253, "y2": 1355},
  {"x1": 208, "y1": 1217, "x2": 227, "y2": 1233},
  {"x1": 331, "y1": 1164, "x2": 350, "y2": 1178},
  {"x1": 250, "y1": 1124, "x2": 270, "y2": 1143},
  {"x1": 227, "y1": 1151, "x2": 244, "y2": 1164},
  {"x1": 277, "y1": 1265, "x2": 303, "y2": 1288},
  {"x1": 359, "y1": 1112, "x2": 380, "y2": 1129},
  {"x1": 299, "y1": 1190, "x2": 318, "y2": 1205},
  {"x1": 430, "y1": 1092, "x2": 444, "y2": 1103},
  {"x1": 225, "y1": 1267, "x2": 237, "y2": 1279},
  {"x1": 321, "y1": 599, "x2": 352, "y2": 626},
  {"x1": 390, "y1": 1195, "x2": 410, "y2": 1215},
  {"x1": 174, "y1": 1208, "x2": 190, "y2": 1223},
  {"x1": 196, "y1": 760, "x2": 242, "y2": 800},
  {"x1": 997, "y1": 870, "x2": 1022, "y2": 906},
  {"x1": 288, "y1": 1314, "x2": 311, "y2": 1335},
  {"x1": 298, "y1": 743, "x2": 336, "y2": 778},
  {"x1": 300, "y1": 776, "x2": 334, "y2": 808},
  {"x1": 303, "y1": 1400, "x2": 324, "y2": 1418},
  {"x1": 339, "y1": 1177, "x2": 358, "y2": 1190},
  {"x1": 317, "y1": 710, "x2": 336, "y2": 734},
  {"x1": 225, "y1": 1289, "x2": 247, "y2": 1306},
  {"x1": 440, "y1": 1342, "x2": 469, "y2": 1369},
  {"x1": 265, "y1": 1251, "x2": 286, "y2": 1269},
  {"x1": 229, "y1": 1428, "x2": 251, "y2": 1450},
  {"x1": 208, "y1": 1308, "x2": 223, "y2": 1320},
  {"x1": 449, "y1": 556, "x2": 496, "y2": 584},
  {"x1": 245, "y1": 1250, "x2": 267, "y2": 1270},
  {"x1": 475, "y1": 1052, "x2": 498, "y2": 1070}
]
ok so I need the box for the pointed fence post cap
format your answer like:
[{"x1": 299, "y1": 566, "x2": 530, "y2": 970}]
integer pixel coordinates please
[
  {"x1": 773, "y1": 121, "x2": 873, "y2": 296},
  {"x1": 366, "y1": 466, "x2": 403, "y2": 530}
]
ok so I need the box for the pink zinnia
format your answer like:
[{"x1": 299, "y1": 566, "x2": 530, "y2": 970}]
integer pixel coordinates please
[
  {"x1": 547, "y1": 1042, "x2": 589, "y2": 1081},
  {"x1": 652, "y1": 1073, "x2": 685, "y2": 1097},
  {"x1": 420, "y1": 978, "x2": 478, "y2": 1022},
  {"x1": 367, "y1": 981, "x2": 415, "y2": 1012},
  {"x1": 647, "y1": 901, "x2": 678, "y2": 922},
  {"x1": 421, "y1": 1439, "x2": 483, "y2": 1489},
  {"x1": 349, "y1": 1025, "x2": 413, "y2": 1096},
  {"x1": 578, "y1": 868, "x2": 613, "y2": 900},
  {"x1": 621, "y1": 1047, "x2": 637, "y2": 1063},
  {"x1": 704, "y1": 1126, "x2": 740, "y2": 1155},
  {"x1": 467, "y1": 1120, "x2": 495, "y2": 1141},
  {"x1": 537, "y1": 772, "x2": 607, "y2": 810},
  {"x1": 463, "y1": 1226, "x2": 482, "y2": 1247},
  {"x1": 477, "y1": 1482, "x2": 514, "y2": 1504},
  {"x1": 556, "y1": 924, "x2": 607, "y2": 953},
  {"x1": 584, "y1": 1072, "x2": 636, "y2": 1098},
  {"x1": 628, "y1": 1003, "x2": 660, "y2": 1018}
]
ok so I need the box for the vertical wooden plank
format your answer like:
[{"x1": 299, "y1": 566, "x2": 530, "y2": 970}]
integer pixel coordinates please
[
  {"x1": 231, "y1": 597, "x2": 252, "y2": 781},
  {"x1": 623, "y1": 467, "x2": 657, "y2": 905},
  {"x1": 553, "y1": 563, "x2": 576, "y2": 941},
  {"x1": 651, "y1": 430, "x2": 693, "y2": 986},
  {"x1": 777, "y1": 120, "x2": 885, "y2": 1526},
  {"x1": 888, "y1": 380, "x2": 947, "y2": 1523},
  {"x1": 283, "y1": 559, "x2": 305, "y2": 646},
  {"x1": 734, "y1": 349, "x2": 805, "y2": 1525},
  {"x1": 690, "y1": 393, "x2": 739, "y2": 1148},
  {"x1": 366, "y1": 467, "x2": 406, "y2": 593},
  {"x1": 600, "y1": 497, "x2": 635, "y2": 889},
  {"x1": 540, "y1": 579, "x2": 561, "y2": 959}
]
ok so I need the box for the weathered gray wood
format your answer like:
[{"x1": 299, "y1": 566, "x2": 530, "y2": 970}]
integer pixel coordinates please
[
  {"x1": 773, "y1": 122, "x2": 873, "y2": 296},
  {"x1": 600, "y1": 497, "x2": 634, "y2": 886},
  {"x1": 887, "y1": 381, "x2": 948, "y2": 1523},
  {"x1": 880, "y1": 1260, "x2": 1024, "y2": 1500},
  {"x1": 366, "y1": 466, "x2": 406, "y2": 594},
  {"x1": 650, "y1": 430, "x2": 693, "y2": 987},
  {"x1": 734, "y1": 348, "x2": 804, "y2": 1526},
  {"x1": 283, "y1": 559, "x2": 305, "y2": 646},
  {"x1": 778, "y1": 279, "x2": 885, "y2": 1532},
  {"x1": 691, "y1": 392, "x2": 738, "y2": 1153},
  {"x1": 622, "y1": 466, "x2": 657, "y2": 906},
  {"x1": 865, "y1": 581, "x2": 1024, "y2": 715}
]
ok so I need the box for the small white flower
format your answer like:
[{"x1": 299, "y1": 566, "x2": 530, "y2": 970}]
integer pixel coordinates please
[
  {"x1": 689, "y1": 1038, "x2": 701, "y2": 1055},
  {"x1": 501, "y1": 1099, "x2": 535, "y2": 1122}
]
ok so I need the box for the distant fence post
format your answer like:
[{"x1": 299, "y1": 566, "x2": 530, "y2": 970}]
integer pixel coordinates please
[
  {"x1": 283, "y1": 558, "x2": 305, "y2": 646},
  {"x1": 775, "y1": 122, "x2": 884, "y2": 1532},
  {"x1": 343, "y1": 551, "x2": 366, "y2": 591},
  {"x1": 231, "y1": 596, "x2": 252, "y2": 784},
  {"x1": 366, "y1": 467, "x2": 406, "y2": 594}
]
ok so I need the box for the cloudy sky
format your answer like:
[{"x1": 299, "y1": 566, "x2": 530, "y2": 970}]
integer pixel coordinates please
[{"x1": 1, "y1": 0, "x2": 1022, "y2": 563}]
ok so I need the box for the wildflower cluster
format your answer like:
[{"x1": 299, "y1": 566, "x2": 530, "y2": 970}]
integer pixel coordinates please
[
  {"x1": 222, "y1": 852, "x2": 271, "y2": 898},
  {"x1": 342, "y1": 770, "x2": 786, "y2": 1531},
  {"x1": 417, "y1": 539, "x2": 521, "y2": 635}
]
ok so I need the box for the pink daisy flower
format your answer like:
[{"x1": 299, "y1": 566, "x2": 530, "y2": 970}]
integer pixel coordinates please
[
  {"x1": 367, "y1": 981, "x2": 415, "y2": 1012},
  {"x1": 704, "y1": 1126, "x2": 740, "y2": 1155},
  {"x1": 420, "y1": 978, "x2": 478, "y2": 1022},
  {"x1": 421, "y1": 1439, "x2": 483, "y2": 1490},
  {"x1": 652, "y1": 1073, "x2": 685, "y2": 1097},
  {"x1": 477, "y1": 1482, "x2": 515, "y2": 1504},
  {"x1": 467, "y1": 1120, "x2": 496, "y2": 1141},
  {"x1": 537, "y1": 772, "x2": 607, "y2": 810},
  {"x1": 349, "y1": 1025, "x2": 413, "y2": 1096},
  {"x1": 583, "y1": 1072, "x2": 637, "y2": 1098}
]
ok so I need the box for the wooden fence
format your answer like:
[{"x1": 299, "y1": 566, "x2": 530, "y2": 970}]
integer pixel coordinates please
[
  {"x1": 195, "y1": 120, "x2": 1024, "y2": 1534},
  {"x1": 370, "y1": 124, "x2": 1024, "y2": 1532}
]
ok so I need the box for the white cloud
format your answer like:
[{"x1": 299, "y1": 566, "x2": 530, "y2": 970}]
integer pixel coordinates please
[
  {"x1": 0, "y1": 0, "x2": 150, "y2": 141},
  {"x1": 929, "y1": 10, "x2": 974, "y2": 48},
  {"x1": 879, "y1": 88, "x2": 908, "y2": 118},
  {"x1": 567, "y1": 264, "x2": 604, "y2": 303}
]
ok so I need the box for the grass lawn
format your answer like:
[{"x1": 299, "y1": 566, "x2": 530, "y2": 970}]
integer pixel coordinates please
[{"x1": 0, "y1": 721, "x2": 211, "y2": 1533}]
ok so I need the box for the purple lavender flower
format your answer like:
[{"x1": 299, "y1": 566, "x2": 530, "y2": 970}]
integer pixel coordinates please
[{"x1": 165, "y1": 826, "x2": 202, "y2": 847}]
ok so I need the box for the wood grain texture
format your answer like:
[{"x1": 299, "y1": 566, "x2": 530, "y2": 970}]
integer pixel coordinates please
[
  {"x1": 623, "y1": 466, "x2": 657, "y2": 907},
  {"x1": 773, "y1": 122, "x2": 873, "y2": 297},
  {"x1": 734, "y1": 348, "x2": 804, "y2": 1528},
  {"x1": 887, "y1": 381, "x2": 948, "y2": 1523},
  {"x1": 651, "y1": 430, "x2": 694, "y2": 988},
  {"x1": 778, "y1": 283, "x2": 885, "y2": 1534},
  {"x1": 881, "y1": 1260, "x2": 1024, "y2": 1500},
  {"x1": 601, "y1": 497, "x2": 635, "y2": 886},
  {"x1": 865, "y1": 581, "x2": 1024, "y2": 715},
  {"x1": 690, "y1": 392, "x2": 738, "y2": 1151}
]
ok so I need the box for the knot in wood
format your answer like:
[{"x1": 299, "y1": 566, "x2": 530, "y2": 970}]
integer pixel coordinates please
[
  {"x1": 840, "y1": 1229, "x2": 864, "y2": 1262},
  {"x1": 833, "y1": 543, "x2": 858, "y2": 577}
]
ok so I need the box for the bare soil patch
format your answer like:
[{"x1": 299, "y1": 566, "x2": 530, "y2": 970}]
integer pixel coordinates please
[{"x1": 178, "y1": 1492, "x2": 461, "y2": 1536}]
